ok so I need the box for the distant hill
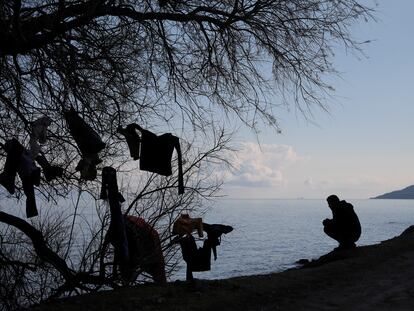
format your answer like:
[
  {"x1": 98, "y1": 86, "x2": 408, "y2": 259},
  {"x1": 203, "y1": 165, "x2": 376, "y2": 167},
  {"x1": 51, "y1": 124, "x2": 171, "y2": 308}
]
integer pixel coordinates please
[{"x1": 371, "y1": 185, "x2": 414, "y2": 199}]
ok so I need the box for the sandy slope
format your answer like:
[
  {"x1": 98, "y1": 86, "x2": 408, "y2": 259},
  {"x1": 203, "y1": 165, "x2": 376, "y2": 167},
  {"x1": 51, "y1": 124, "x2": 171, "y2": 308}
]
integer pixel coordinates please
[{"x1": 30, "y1": 226, "x2": 414, "y2": 311}]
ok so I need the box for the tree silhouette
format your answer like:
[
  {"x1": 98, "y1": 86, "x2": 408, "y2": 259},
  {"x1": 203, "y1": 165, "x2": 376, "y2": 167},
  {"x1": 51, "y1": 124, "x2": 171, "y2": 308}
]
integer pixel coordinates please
[{"x1": 0, "y1": 0, "x2": 374, "y2": 308}]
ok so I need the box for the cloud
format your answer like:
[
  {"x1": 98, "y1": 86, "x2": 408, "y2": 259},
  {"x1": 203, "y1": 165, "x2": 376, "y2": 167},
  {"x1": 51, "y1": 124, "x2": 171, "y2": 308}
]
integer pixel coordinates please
[{"x1": 223, "y1": 142, "x2": 304, "y2": 188}]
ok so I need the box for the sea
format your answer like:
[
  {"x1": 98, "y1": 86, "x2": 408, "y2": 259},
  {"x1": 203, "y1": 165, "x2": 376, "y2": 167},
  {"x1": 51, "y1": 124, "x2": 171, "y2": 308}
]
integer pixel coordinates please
[
  {"x1": 171, "y1": 199, "x2": 414, "y2": 281},
  {"x1": 2, "y1": 197, "x2": 414, "y2": 282}
]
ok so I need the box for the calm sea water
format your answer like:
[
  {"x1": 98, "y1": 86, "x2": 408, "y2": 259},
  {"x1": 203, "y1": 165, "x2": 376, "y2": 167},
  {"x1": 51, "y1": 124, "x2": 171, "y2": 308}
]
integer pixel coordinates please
[
  {"x1": 2, "y1": 197, "x2": 413, "y2": 282},
  {"x1": 172, "y1": 199, "x2": 414, "y2": 281}
]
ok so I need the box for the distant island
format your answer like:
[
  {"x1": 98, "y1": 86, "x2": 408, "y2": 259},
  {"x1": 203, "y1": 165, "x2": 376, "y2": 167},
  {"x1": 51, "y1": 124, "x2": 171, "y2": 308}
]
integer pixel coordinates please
[{"x1": 371, "y1": 185, "x2": 414, "y2": 199}]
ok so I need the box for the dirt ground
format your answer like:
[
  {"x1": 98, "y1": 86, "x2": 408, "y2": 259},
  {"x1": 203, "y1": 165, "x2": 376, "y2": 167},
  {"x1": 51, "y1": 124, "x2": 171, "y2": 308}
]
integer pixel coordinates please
[{"x1": 30, "y1": 226, "x2": 414, "y2": 311}]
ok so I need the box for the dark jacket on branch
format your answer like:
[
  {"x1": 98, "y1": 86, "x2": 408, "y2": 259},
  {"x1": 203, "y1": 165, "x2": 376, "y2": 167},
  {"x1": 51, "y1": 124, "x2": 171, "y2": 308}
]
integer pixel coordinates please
[{"x1": 118, "y1": 124, "x2": 184, "y2": 194}]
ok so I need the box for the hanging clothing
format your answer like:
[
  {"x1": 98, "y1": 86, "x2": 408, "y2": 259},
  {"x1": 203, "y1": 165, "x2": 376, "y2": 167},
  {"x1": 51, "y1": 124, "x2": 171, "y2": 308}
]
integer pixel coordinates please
[
  {"x1": 179, "y1": 234, "x2": 211, "y2": 272},
  {"x1": 100, "y1": 166, "x2": 125, "y2": 203},
  {"x1": 101, "y1": 167, "x2": 129, "y2": 271},
  {"x1": 30, "y1": 116, "x2": 52, "y2": 157},
  {"x1": 118, "y1": 124, "x2": 185, "y2": 194},
  {"x1": 18, "y1": 150, "x2": 41, "y2": 218},
  {"x1": 124, "y1": 216, "x2": 166, "y2": 284},
  {"x1": 0, "y1": 139, "x2": 40, "y2": 218},
  {"x1": 35, "y1": 154, "x2": 63, "y2": 182},
  {"x1": 64, "y1": 109, "x2": 105, "y2": 180},
  {"x1": 75, "y1": 157, "x2": 99, "y2": 181},
  {"x1": 64, "y1": 108, "x2": 106, "y2": 156},
  {"x1": 140, "y1": 128, "x2": 184, "y2": 194},
  {"x1": 203, "y1": 223, "x2": 233, "y2": 260},
  {"x1": 172, "y1": 214, "x2": 203, "y2": 237},
  {"x1": 118, "y1": 124, "x2": 141, "y2": 160},
  {"x1": 0, "y1": 138, "x2": 24, "y2": 194},
  {"x1": 176, "y1": 222, "x2": 233, "y2": 276}
]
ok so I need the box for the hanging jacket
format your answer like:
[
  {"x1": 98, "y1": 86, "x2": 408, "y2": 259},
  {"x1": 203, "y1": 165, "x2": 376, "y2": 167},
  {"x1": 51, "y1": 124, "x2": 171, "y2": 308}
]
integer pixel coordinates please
[
  {"x1": 0, "y1": 138, "x2": 24, "y2": 194},
  {"x1": 117, "y1": 123, "x2": 185, "y2": 194},
  {"x1": 124, "y1": 215, "x2": 166, "y2": 284},
  {"x1": 101, "y1": 167, "x2": 129, "y2": 269},
  {"x1": 64, "y1": 108, "x2": 106, "y2": 157},
  {"x1": 203, "y1": 223, "x2": 233, "y2": 260},
  {"x1": 140, "y1": 128, "x2": 184, "y2": 194},
  {"x1": 172, "y1": 214, "x2": 203, "y2": 237},
  {"x1": 30, "y1": 116, "x2": 52, "y2": 157}
]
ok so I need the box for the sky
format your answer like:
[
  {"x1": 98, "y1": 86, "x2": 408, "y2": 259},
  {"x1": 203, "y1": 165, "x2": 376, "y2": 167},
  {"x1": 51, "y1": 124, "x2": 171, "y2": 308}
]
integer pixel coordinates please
[{"x1": 220, "y1": 0, "x2": 414, "y2": 200}]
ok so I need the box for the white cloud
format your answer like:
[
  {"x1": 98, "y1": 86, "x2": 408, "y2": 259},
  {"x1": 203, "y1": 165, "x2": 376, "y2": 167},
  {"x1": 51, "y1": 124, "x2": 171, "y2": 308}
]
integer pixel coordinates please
[{"x1": 223, "y1": 142, "x2": 304, "y2": 188}]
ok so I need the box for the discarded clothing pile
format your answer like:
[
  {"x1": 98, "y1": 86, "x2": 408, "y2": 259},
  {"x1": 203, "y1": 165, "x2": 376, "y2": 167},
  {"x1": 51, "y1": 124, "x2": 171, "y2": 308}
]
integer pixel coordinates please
[{"x1": 173, "y1": 214, "x2": 233, "y2": 274}]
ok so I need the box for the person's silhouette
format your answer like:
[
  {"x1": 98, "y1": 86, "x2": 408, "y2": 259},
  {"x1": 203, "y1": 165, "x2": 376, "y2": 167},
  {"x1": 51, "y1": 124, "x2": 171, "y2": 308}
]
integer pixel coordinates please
[{"x1": 323, "y1": 194, "x2": 361, "y2": 250}]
